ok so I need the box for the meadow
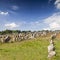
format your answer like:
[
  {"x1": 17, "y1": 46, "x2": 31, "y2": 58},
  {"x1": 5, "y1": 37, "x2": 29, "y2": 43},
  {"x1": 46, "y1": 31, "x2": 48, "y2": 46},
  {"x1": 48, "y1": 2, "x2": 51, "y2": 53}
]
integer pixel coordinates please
[{"x1": 0, "y1": 37, "x2": 60, "y2": 60}]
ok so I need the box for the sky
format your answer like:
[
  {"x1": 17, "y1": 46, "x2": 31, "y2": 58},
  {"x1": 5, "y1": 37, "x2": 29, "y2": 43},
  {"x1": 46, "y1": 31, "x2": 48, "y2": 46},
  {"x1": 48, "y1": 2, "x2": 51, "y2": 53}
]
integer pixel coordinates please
[{"x1": 0, "y1": 0, "x2": 60, "y2": 31}]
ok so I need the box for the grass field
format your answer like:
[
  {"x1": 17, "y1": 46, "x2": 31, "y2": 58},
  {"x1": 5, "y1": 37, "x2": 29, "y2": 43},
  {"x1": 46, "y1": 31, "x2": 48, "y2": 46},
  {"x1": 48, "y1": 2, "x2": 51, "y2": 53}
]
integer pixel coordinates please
[{"x1": 0, "y1": 37, "x2": 60, "y2": 60}]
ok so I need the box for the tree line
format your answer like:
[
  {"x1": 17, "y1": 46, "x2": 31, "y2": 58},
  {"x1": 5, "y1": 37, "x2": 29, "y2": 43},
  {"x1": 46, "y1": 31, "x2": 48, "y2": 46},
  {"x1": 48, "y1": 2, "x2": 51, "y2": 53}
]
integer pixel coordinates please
[
  {"x1": 0, "y1": 29, "x2": 58, "y2": 35},
  {"x1": 0, "y1": 30, "x2": 31, "y2": 35}
]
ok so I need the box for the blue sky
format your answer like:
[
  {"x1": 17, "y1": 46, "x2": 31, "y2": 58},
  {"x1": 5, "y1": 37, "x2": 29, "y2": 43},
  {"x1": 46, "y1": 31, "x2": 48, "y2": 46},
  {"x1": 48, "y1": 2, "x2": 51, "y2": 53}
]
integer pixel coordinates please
[{"x1": 0, "y1": 0, "x2": 60, "y2": 31}]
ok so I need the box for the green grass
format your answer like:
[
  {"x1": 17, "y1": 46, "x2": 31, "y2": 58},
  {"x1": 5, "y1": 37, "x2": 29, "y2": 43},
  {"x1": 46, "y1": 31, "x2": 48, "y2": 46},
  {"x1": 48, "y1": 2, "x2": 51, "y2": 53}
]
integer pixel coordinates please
[{"x1": 0, "y1": 37, "x2": 60, "y2": 60}]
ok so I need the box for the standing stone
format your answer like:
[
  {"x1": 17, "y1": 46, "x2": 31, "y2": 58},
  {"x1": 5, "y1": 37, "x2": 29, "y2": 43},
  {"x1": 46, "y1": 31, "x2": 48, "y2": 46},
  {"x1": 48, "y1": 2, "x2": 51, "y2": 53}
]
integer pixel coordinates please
[{"x1": 48, "y1": 34, "x2": 56, "y2": 58}]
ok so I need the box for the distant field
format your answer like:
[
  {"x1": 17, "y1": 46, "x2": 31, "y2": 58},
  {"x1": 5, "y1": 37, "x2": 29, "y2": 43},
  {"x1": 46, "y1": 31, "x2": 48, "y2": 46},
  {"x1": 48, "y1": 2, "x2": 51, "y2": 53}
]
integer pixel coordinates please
[{"x1": 0, "y1": 37, "x2": 60, "y2": 60}]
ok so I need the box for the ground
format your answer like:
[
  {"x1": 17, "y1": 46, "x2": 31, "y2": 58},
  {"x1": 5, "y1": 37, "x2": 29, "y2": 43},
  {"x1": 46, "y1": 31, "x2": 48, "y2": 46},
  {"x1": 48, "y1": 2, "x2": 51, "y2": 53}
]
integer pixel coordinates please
[{"x1": 0, "y1": 37, "x2": 60, "y2": 60}]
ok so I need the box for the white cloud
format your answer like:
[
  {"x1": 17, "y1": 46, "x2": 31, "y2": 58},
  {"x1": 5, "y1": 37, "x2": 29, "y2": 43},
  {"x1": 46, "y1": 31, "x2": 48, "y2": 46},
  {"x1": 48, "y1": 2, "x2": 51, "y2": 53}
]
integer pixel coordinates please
[
  {"x1": 44, "y1": 12, "x2": 60, "y2": 30},
  {"x1": 49, "y1": 22, "x2": 60, "y2": 29},
  {"x1": 56, "y1": 3, "x2": 60, "y2": 9},
  {"x1": 45, "y1": 0, "x2": 60, "y2": 30},
  {"x1": 30, "y1": 21, "x2": 41, "y2": 26},
  {"x1": 43, "y1": 28, "x2": 51, "y2": 30},
  {"x1": 5, "y1": 22, "x2": 19, "y2": 29},
  {"x1": 11, "y1": 5, "x2": 19, "y2": 10},
  {"x1": 55, "y1": 0, "x2": 60, "y2": 4},
  {"x1": 0, "y1": 11, "x2": 8, "y2": 15},
  {"x1": 43, "y1": 28, "x2": 50, "y2": 30},
  {"x1": 55, "y1": 0, "x2": 60, "y2": 9}
]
